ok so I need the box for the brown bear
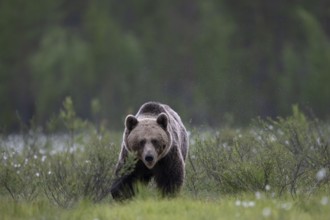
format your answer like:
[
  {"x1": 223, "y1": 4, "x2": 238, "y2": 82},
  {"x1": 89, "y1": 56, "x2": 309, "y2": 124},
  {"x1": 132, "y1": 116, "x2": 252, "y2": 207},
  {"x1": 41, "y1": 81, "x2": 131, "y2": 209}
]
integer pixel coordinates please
[{"x1": 110, "y1": 102, "x2": 189, "y2": 200}]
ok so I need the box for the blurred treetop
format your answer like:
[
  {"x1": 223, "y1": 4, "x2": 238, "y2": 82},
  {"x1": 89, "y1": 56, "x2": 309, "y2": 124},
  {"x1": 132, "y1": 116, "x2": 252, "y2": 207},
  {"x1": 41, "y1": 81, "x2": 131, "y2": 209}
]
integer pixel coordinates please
[{"x1": 0, "y1": 0, "x2": 329, "y2": 130}]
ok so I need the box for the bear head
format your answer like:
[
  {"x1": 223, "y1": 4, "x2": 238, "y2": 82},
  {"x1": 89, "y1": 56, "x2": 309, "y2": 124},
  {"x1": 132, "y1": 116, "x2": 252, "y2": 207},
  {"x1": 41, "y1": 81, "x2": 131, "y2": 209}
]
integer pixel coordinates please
[{"x1": 124, "y1": 113, "x2": 172, "y2": 169}]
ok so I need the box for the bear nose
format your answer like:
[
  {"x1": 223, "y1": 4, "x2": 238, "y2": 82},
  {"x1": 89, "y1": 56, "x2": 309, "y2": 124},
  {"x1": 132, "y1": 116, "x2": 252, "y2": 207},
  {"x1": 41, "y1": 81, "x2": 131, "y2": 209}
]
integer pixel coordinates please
[{"x1": 145, "y1": 155, "x2": 154, "y2": 162}]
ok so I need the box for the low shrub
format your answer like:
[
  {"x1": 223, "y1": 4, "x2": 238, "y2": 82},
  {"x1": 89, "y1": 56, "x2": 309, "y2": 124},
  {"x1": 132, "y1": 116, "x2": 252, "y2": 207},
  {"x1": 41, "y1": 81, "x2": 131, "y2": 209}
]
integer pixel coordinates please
[
  {"x1": 1, "y1": 100, "x2": 329, "y2": 206},
  {"x1": 1, "y1": 97, "x2": 120, "y2": 207},
  {"x1": 186, "y1": 105, "x2": 330, "y2": 197}
]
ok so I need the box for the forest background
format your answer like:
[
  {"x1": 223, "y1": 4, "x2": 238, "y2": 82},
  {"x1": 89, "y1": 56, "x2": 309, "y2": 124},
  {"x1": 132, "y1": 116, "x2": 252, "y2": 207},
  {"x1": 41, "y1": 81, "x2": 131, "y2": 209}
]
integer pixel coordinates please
[{"x1": 1, "y1": 0, "x2": 330, "y2": 131}]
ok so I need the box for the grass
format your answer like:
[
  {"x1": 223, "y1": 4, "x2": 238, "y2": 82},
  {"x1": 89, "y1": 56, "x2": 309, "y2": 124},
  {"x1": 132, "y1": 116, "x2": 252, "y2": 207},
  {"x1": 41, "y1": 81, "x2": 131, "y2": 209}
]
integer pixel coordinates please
[
  {"x1": 1, "y1": 194, "x2": 330, "y2": 220},
  {"x1": 1, "y1": 99, "x2": 330, "y2": 219}
]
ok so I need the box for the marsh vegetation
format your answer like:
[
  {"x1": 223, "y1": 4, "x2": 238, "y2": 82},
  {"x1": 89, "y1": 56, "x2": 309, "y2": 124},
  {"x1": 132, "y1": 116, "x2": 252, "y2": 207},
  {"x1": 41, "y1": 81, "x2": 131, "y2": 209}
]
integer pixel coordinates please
[{"x1": 1, "y1": 99, "x2": 329, "y2": 219}]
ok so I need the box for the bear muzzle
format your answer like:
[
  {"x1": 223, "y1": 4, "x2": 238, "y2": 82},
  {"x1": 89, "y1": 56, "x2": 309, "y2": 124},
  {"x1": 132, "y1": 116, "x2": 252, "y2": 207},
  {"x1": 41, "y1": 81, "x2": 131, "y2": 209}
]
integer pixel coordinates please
[{"x1": 142, "y1": 148, "x2": 157, "y2": 169}]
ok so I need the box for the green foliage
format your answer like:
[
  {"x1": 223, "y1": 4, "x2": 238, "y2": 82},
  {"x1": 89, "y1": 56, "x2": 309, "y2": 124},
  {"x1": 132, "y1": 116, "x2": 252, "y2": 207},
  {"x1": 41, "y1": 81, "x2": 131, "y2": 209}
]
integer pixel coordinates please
[
  {"x1": 30, "y1": 27, "x2": 94, "y2": 122},
  {"x1": 0, "y1": 148, "x2": 42, "y2": 202},
  {"x1": 1, "y1": 195, "x2": 330, "y2": 220},
  {"x1": 1, "y1": 0, "x2": 330, "y2": 129},
  {"x1": 42, "y1": 134, "x2": 118, "y2": 207},
  {"x1": 0, "y1": 99, "x2": 329, "y2": 211},
  {"x1": 297, "y1": 8, "x2": 330, "y2": 116},
  {"x1": 1, "y1": 97, "x2": 120, "y2": 207},
  {"x1": 279, "y1": 8, "x2": 330, "y2": 116},
  {"x1": 186, "y1": 105, "x2": 330, "y2": 197}
]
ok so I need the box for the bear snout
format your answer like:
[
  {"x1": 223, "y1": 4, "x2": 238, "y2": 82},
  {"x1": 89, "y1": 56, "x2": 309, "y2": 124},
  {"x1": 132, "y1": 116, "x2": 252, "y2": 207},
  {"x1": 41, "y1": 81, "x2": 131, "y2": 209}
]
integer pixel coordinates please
[
  {"x1": 143, "y1": 153, "x2": 156, "y2": 168},
  {"x1": 145, "y1": 155, "x2": 154, "y2": 162},
  {"x1": 142, "y1": 148, "x2": 157, "y2": 169}
]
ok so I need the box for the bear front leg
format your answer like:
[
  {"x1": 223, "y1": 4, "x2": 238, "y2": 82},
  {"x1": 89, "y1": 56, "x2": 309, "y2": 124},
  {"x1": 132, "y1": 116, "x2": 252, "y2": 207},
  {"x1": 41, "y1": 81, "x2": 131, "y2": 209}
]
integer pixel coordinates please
[
  {"x1": 110, "y1": 173, "x2": 136, "y2": 201},
  {"x1": 111, "y1": 160, "x2": 153, "y2": 201},
  {"x1": 110, "y1": 146, "x2": 137, "y2": 200},
  {"x1": 155, "y1": 171, "x2": 183, "y2": 197},
  {"x1": 154, "y1": 162, "x2": 184, "y2": 197}
]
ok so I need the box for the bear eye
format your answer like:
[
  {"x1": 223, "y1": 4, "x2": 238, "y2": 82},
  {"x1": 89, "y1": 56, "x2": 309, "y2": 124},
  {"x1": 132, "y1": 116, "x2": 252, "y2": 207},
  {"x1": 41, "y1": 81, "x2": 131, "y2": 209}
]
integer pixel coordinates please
[
  {"x1": 139, "y1": 139, "x2": 146, "y2": 147},
  {"x1": 162, "y1": 144, "x2": 166, "y2": 150},
  {"x1": 151, "y1": 139, "x2": 159, "y2": 146}
]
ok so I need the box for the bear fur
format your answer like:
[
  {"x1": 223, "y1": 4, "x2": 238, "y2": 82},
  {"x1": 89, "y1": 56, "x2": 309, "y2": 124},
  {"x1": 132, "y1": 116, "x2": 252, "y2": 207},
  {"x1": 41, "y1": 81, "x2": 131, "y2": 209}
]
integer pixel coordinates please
[{"x1": 110, "y1": 102, "x2": 189, "y2": 200}]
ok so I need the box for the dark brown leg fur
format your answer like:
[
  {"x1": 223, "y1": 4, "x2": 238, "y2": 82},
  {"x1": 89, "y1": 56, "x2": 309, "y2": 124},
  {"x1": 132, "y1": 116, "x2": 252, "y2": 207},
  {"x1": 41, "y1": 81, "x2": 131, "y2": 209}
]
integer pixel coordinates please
[{"x1": 110, "y1": 160, "x2": 153, "y2": 201}]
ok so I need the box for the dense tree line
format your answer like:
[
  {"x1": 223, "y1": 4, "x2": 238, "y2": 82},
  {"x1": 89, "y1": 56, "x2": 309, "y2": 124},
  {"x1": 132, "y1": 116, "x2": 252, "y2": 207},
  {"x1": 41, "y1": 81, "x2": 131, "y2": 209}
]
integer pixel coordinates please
[{"x1": 0, "y1": 0, "x2": 329, "y2": 130}]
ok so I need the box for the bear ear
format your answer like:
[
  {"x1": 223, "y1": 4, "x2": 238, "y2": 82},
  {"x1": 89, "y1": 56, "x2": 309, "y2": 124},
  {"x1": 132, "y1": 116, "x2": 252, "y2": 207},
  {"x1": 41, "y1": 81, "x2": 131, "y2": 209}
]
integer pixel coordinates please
[
  {"x1": 125, "y1": 115, "x2": 138, "y2": 131},
  {"x1": 157, "y1": 113, "x2": 168, "y2": 130}
]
